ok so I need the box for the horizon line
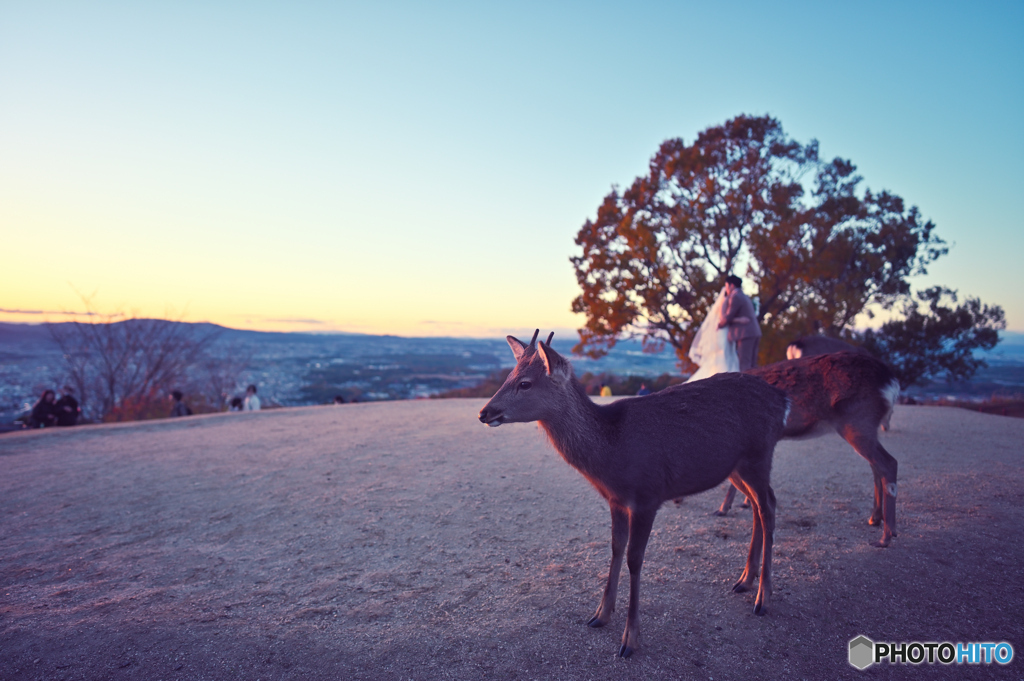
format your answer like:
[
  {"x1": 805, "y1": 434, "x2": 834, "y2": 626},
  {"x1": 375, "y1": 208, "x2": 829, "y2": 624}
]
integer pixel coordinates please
[{"x1": 2, "y1": 317, "x2": 1024, "y2": 342}]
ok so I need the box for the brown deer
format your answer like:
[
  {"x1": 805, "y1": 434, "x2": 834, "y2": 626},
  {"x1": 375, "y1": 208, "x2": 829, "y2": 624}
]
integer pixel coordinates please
[
  {"x1": 478, "y1": 331, "x2": 789, "y2": 658},
  {"x1": 713, "y1": 351, "x2": 900, "y2": 547},
  {"x1": 782, "y1": 333, "x2": 888, "y2": 430},
  {"x1": 785, "y1": 335, "x2": 890, "y2": 433}
]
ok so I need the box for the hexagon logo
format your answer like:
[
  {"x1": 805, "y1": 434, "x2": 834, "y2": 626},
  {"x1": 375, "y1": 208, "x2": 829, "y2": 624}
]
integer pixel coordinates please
[{"x1": 849, "y1": 635, "x2": 874, "y2": 670}]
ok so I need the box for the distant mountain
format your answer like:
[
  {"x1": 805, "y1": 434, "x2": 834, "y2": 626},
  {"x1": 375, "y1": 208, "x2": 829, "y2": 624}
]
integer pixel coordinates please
[{"x1": 0, "y1": 322, "x2": 59, "y2": 347}]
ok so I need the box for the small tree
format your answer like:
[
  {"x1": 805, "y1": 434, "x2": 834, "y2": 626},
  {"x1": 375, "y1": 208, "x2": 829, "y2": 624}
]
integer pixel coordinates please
[{"x1": 861, "y1": 287, "x2": 1005, "y2": 389}]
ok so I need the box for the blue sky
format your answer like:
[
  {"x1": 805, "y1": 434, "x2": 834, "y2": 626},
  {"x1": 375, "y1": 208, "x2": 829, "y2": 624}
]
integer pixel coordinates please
[{"x1": 2, "y1": 1, "x2": 1021, "y2": 337}]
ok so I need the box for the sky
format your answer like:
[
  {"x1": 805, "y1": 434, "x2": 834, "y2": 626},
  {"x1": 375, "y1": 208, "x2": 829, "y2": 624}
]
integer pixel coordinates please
[{"x1": 2, "y1": 1, "x2": 1022, "y2": 338}]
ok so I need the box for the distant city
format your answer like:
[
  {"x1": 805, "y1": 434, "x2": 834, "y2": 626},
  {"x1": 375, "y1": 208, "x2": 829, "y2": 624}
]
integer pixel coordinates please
[
  {"x1": 0, "y1": 322, "x2": 682, "y2": 423},
  {"x1": 2, "y1": 322, "x2": 1022, "y2": 425}
]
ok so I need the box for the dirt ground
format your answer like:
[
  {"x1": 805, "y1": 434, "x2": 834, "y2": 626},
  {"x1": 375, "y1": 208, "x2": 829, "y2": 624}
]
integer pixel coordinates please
[{"x1": 1, "y1": 400, "x2": 1022, "y2": 680}]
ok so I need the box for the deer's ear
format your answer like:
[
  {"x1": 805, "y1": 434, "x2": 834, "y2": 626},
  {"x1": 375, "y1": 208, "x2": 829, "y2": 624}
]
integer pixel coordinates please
[
  {"x1": 538, "y1": 342, "x2": 570, "y2": 380},
  {"x1": 507, "y1": 335, "x2": 528, "y2": 361}
]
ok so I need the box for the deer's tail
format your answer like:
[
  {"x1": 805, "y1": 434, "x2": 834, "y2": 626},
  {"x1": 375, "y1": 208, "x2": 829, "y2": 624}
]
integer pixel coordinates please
[{"x1": 880, "y1": 378, "x2": 899, "y2": 432}]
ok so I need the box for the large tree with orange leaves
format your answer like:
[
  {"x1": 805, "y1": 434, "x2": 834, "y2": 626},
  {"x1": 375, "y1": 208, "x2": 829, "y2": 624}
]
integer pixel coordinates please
[{"x1": 571, "y1": 114, "x2": 947, "y2": 368}]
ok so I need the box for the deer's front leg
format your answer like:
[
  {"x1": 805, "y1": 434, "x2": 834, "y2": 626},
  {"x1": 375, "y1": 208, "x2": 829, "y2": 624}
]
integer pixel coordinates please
[
  {"x1": 714, "y1": 484, "x2": 737, "y2": 516},
  {"x1": 619, "y1": 508, "x2": 657, "y2": 658},
  {"x1": 588, "y1": 504, "x2": 628, "y2": 628}
]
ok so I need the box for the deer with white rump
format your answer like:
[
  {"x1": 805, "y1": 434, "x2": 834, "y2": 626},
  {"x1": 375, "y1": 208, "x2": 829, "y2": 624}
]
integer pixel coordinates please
[
  {"x1": 714, "y1": 352, "x2": 900, "y2": 547},
  {"x1": 478, "y1": 331, "x2": 789, "y2": 658}
]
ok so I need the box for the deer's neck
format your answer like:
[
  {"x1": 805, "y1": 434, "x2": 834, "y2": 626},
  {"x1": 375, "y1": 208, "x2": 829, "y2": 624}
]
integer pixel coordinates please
[{"x1": 538, "y1": 380, "x2": 610, "y2": 474}]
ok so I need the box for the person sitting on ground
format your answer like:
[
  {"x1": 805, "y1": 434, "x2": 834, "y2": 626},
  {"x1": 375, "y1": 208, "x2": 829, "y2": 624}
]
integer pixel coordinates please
[
  {"x1": 243, "y1": 384, "x2": 261, "y2": 411},
  {"x1": 333, "y1": 395, "x2": 346, "y2": 404},
  {"x1": 636, "y1": 383, "x2": 651, "y2": 396},
  {"x1": 170, "y1": 390, "x2": 191, "y2": 417},
  {"x1": 229, "y1": 396, "x2": 244, "y2": 412},
  {"x1": 55, "y1": 386, "x2": 81, "y2": 426},
  {"x1": 29, "y1": 390, "x2": 59, "y2": 428},
  {"x1": 599, "y1": 384, "x2": 612, "y2": 397}
]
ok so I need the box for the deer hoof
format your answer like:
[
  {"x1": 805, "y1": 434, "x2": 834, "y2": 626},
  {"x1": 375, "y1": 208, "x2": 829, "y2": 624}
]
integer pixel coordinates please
[
  {"x1": 587, "y1": 616, "x2": 607, "y2": 628},
  {"x1": 753, "y1": 603, "x2": 767, "y2": 616},
  {"x1": 618, "y1": 645, "x2": 634, "y2": 658},
  {"x1": 713, "y1": 509, "x2": 728, "y2": 517},
  {"x1": 731, "y1": 582, "x2": 750, "y2": 593},
  {"x1": 868, "y1": 516, "x2": 881, "y2": 526}
]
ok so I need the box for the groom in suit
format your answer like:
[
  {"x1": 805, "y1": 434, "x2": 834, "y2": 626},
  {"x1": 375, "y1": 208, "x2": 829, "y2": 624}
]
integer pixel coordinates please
[{"x1": 718, "y1": 274, "x2": 762, "y2": 371}]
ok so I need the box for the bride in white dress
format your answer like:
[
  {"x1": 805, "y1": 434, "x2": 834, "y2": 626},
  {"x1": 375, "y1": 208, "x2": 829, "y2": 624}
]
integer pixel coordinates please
[
  {"x1": 686, "y1": 285, "x2": 754, "y2": 510},
  {"x1": 686, "y1": 286, "x2": 739, "y2": 382}
]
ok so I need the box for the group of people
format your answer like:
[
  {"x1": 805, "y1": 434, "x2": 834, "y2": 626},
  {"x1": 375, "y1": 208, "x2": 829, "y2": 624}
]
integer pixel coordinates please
[
  {"x1": 27, "y1": 386, "x2": 80, "y2": 428},
  {"x1": 172, "y1": 384, "x2": 262, "y2": 417},
  {"x1": 24, "y1": 383, "x2": 263, "y2": 427}
]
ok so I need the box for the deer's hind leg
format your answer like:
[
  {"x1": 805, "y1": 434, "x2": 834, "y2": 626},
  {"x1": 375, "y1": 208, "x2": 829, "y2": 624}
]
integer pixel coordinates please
[
  {"x1": 728, "y1": 473, "x2": 762, "y2": 595},
  {"x1": 868, "y1": 467, "x2": 884, "y2": 527},
  {"x1": 839, "y1": 421, "x2": 898, "y2": 547},
  {"x1": 732, "y1": 463, "x2": 776, "y2": 615}
]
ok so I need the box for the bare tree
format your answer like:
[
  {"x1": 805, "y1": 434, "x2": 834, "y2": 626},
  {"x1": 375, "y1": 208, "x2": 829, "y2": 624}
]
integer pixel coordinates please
[
  {"x1": 48, "y1": 308, "x2": 219, "y2": 422},
  {"x1": 192, "y1": 343, "x2": 253, "y2": 411}
]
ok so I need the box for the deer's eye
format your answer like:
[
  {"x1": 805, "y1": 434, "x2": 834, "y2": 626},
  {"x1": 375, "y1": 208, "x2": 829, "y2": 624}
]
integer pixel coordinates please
[{"x1": 518, "y1": 380, "x2": 532, "y2": 391}]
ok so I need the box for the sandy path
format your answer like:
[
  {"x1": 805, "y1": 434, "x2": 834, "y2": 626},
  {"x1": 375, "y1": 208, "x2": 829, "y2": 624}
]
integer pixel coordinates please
[{"x1": 1, "y1": 400, "x2": 1022, "y2": 680}]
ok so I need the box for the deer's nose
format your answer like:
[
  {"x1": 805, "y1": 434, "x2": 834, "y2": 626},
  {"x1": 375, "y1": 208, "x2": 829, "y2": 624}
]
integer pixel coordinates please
[{"x1": 478, "y1": 406, "x2": 503, "y2": 427}]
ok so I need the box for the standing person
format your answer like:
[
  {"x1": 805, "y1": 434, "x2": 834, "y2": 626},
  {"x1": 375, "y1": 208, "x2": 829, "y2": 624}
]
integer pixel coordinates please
[
  {"x1": 718, "y1": 274, "x2": 761, "y2": 371},
  {"x1": 29, "y1": 390, "x2": 59, "y2": 428},
  {"x1": 170, "y1": 390, "x2": 191, "y2": 417},
  {"x1": 243, "y1": 384, "x2": 261, "y2": 411},
  {"x1": 54, "y1": 386, "x2": 81, "y2": 426},
  {"x1": 636, "y1": 383, "x2": 650, "y2": 396},
  {"x1": 689, "y1": 275, "x2": 759, "y2": 509}
]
